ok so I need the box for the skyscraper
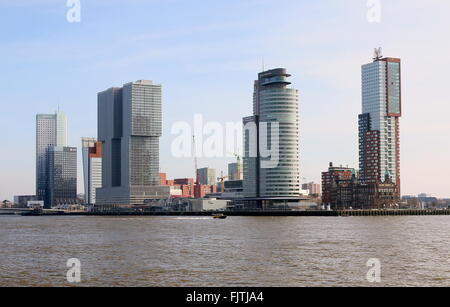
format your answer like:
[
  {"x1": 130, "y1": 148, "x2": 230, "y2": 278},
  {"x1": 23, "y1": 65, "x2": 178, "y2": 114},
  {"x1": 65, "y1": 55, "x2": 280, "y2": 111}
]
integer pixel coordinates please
[
  {"x1": 243, "y1": 68, "x2": 300, "y2": 199},
  {"x1": 197, "y1": 167, "x2": 216, "y2": 186},
  {"x1": 228, "y1": 162, "x2": 242, "y2": 181},
  {"x1": 82, "y1": 137, "x2": 102, "y2": 205},
  {"x1": 96, "y1": 80, "x2": 163, "y2": 206},
  {"x1": 47, "y1": 146, "x2": 77, "y2": 207},
  {"x1": 359, "y1": 49, "x2": 401, "y2": 196},
  {"x1": 302, "y1": 182, "x2": 321, "y2": 196},
  {"x1": 36, "y1": 110, "x2": 67, "y2": 205}
]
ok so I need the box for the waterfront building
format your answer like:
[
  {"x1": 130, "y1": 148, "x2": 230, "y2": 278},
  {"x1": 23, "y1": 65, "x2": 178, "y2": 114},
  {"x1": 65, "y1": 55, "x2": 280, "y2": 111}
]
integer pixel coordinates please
[
  {"x1": 242, "y1": 115, "x2": 259, "y2": 198},
  {"x1": 197, "y1": 167, "x2": 216, "y2": 186},
  {"x1": 359, "y1": 49, "x2": 402, "y2": 196},
  {"x1": 322, "y1": 163, "x2": 355, "y2": 206},
  {"x1": 47, "y1": 146, "x2": 77, "y2": 207},
  {"x1": 356, "y1": 180, "x2": 398, "y2": 210},
  {"x1": 173, "y1": 178, "x2": 194, "y2": 186},
  {"x1": 321, "y1": 162, "x2": 397, "y2": 210},
  {"x1": 159, "y1": 173, "x2": 195, "y2": 198},
  {"x1": 36, "y1": 110, "x2": 67, "y2": 205},
  {"x1": 300, "y1": 189, "x2": 310, "y2": 196},
  {"x1": 13, "y1": 195, "x2": 38, "y2": 208},
  {"x1": 81, "y1": 137, "x2": 102, "y2": 205},
  {"x1": 96, "y1": 80, "x2": 165, "y2": 206},
  {"x1": 418, "y1": 193, "x2": 432, "y2": 198},
  {"x1": 27, "y1": 201, "x2": 44, "y2": 209},
  {"x1": 1, "y1": 200, "x2": 13, "y2": 208},
  {"x1": 160, "y1": 173, "x2": 168, "y2": 186},
  {"x1": 195, "y1": 184, "x2": 217, "y2": 199},
  {"x1": 174, "y1": 178, "x2": 195, "y2": 198},
  {"x1": 302, "y1": 182, "x2": 321, "y2": 196},
  {"x1": 228, "y1": 162, "x2": 242, "y2": 181},
  {"x1": 417, "y1": 194, "x2": 438, "y2": 209},
  {"x1": 224, "y1": 180, "x2": 243, "y2": 193},
  {"x1": 242, "y1": 68, "x2": 300, "y2": 203},
  {"x1": 159, "y1": 173, "x2": 175, "y2": 187},
  {"x1": 190, "y1": 199, "x2": 229, "y2": 212}
]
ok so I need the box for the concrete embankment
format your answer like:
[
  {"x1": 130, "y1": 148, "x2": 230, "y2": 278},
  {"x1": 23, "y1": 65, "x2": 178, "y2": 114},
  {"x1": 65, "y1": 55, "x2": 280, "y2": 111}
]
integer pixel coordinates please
[{"x1": 19, "y1": 209, "x2": 450, "y2": 217}]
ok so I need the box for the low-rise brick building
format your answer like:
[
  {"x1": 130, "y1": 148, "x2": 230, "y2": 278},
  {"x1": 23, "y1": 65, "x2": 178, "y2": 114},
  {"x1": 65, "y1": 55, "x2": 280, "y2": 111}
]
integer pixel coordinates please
[{"x1": 322, "y1": 162, "x2": 399, "y2": 210}]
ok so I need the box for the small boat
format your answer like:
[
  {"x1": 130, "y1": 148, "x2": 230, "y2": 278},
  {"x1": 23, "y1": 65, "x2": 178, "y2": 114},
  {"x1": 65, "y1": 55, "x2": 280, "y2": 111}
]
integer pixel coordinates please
[{"x1": 212, "y1": 213, "x2": 227, "y2": 219}]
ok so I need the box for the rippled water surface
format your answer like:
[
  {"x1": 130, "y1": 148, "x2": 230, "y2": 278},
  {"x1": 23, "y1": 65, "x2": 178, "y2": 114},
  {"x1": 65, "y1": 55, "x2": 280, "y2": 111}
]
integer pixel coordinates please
[{"x1": 1, "y1": 216, "x2": 450, "y2": 287}]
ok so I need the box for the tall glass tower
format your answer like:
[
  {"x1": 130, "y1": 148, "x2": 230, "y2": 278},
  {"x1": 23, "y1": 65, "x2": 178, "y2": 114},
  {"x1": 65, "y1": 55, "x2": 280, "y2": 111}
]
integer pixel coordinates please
[
  {"x1": 47, "y1": 146, "x2": 77, "y2": 207},
  {"x1": 243, "y1": 68, "x2": 300, "y2": 199},
  {"x1": 96, "y1": 80, "x2": 163, "y2": 206},
  {"x1": 359, "y1": 50, "x2": 401, "y2": 196},
  {"x1": 36, "y1": 110, "x2": 67, "y2": 205}
]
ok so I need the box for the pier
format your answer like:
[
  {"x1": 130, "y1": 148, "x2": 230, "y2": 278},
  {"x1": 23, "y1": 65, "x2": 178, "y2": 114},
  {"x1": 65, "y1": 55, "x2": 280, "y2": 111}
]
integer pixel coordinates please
[{"x1": 336, "y1": 209, "x2": 450, "y2": 217}]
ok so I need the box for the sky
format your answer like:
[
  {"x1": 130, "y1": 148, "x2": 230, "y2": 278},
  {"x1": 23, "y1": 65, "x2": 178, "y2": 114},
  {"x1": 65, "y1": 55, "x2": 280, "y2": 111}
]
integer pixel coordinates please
[{"x1": 0, "y1": 0, "x2": 449, "y2": 200}]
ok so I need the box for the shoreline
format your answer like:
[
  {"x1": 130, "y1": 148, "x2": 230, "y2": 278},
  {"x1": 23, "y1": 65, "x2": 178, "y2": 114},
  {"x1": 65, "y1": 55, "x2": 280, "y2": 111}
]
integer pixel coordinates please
[{"x1": 15, "y1": 209, "x2": 450, "y2": 217}]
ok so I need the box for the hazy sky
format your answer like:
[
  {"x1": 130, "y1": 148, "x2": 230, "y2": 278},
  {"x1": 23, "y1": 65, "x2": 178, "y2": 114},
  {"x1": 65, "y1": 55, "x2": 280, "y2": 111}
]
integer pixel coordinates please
[{"x1": 1, "y1": 0, "x2": 449, "y2": 200}]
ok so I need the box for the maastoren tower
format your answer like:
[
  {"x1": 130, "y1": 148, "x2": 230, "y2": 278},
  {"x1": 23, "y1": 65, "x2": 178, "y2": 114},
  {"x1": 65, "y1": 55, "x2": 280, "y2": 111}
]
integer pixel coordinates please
[
  {"x1": 96, "y1": 80, "x2": 163, "y2": 207},
  {"x1": 243, "y1": 68, "x2": 300, "y2": 202},
  {"x1": 359, "y1": 49, "x2": 402, "y2": 196}
]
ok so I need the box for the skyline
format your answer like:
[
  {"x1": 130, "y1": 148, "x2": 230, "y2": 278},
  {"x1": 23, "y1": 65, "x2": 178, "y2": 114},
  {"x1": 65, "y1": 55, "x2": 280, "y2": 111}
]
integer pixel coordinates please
[{"x1": 1, "y1": 0, "x2": 450, "y2": 200}]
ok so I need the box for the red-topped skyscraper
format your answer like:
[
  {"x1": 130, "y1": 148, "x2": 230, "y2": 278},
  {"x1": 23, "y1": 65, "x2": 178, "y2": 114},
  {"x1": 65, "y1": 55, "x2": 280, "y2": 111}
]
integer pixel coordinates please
[{"x1": 359, "y1": 48, "x2": 401, "y2": 197}]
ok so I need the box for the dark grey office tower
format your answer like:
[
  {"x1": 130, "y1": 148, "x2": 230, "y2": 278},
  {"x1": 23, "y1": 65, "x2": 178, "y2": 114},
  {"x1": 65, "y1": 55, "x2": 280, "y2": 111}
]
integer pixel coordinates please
[
  {"x1": 243, "y1": 115, "x2": 259, "y2": 197},
  {"x1": 36, "y1": 110, "x2": 67, "y2": 206},
  {"x1": 47, "y1": 146, "x2": 77, "y2": 208},
  {"x1": 96, "y1": 80, "x2": 163, "y2": 206}
]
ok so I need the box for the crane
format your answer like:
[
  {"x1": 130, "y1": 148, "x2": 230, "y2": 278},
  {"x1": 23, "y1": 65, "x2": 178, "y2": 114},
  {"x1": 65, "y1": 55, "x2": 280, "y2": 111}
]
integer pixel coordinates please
[
  {"x1": 226, "y1": 151, "x2": 242, "y2": 180},
  {"x1": 192, "y1": 135, "x2": 199, "y2": 185},
  {"x1": 217, "y1": 171, "x2": 229, "y2": 193},
  {"x1": 192, "y1": 135, "x2": 201, "y2": 198}
]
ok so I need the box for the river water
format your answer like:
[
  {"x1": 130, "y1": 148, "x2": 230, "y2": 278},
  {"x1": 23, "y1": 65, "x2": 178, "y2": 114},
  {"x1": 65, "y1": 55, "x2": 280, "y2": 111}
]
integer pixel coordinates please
[{"x1": 1, "y1": 215, "x2": 449, "y2": 287}]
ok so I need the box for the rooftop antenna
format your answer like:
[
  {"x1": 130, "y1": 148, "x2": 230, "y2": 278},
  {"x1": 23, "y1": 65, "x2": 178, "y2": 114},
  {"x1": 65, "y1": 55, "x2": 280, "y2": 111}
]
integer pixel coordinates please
[
  {"x1": 262, "y1": 57, "x2": 265, "y2": 72},
  {"x1": 373, "y1": 47, "x2": 383, "y2": 61}
]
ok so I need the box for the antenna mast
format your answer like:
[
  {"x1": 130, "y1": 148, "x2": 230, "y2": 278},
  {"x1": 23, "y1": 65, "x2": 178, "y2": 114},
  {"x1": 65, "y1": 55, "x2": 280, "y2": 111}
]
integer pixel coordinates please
[{"x1": 373, "y1": 47, "x2": 383, "y2": 61}]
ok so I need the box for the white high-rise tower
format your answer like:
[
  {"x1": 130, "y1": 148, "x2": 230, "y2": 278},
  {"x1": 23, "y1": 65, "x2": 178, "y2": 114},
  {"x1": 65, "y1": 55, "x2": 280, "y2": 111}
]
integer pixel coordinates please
[{"x1": 243, "y1": 68, "x2": 300, "y2": 201}]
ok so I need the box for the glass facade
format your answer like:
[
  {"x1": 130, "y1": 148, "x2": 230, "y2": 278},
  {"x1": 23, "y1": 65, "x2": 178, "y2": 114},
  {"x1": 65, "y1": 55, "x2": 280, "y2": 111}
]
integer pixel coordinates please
[
  {"x1": 96, "y1": 80, "x2": 163, "y2": 206},
  {"x1": 387, "y1": 62, "x2": 401, "y2": 115},
  {"x1": 228, "y1": 162, "x2": 242, "y2": 181},
  {"x1": 130, "y1": 136, "x2": 159, "y2": 186},
  {"x1": 36, "y1": 111, "x2": 67, "y2": 207},
  {"x1": 360, "y1": 57, "x2": 401, "y2": 195},
  {"x1": 243, "y1": 68, "x2": 300, "y2": 198},
  {"x1": 197, "y1": 167, "x2": 217, "y2": 186},
  {"x1": 47, "y1": 146, "x2": 77, "y2": 207}
]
